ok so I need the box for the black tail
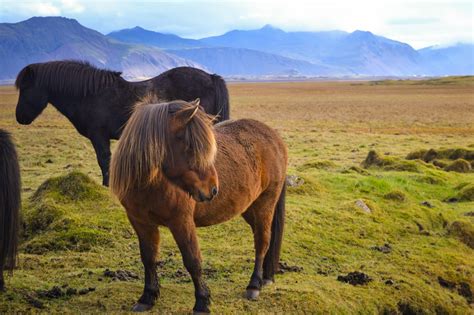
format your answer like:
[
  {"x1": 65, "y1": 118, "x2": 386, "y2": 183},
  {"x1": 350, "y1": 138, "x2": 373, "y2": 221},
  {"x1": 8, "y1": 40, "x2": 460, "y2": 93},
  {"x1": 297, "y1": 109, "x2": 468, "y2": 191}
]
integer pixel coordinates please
[
  {"x1": 211, "y1": 74, "x2": 230, "y2": 121},
  {"x1": 0, "y1": 130, "x2": 21, "y2": 282},
  {"x1": 263, "y1": 181, "x2": 286, "y2": 281}
]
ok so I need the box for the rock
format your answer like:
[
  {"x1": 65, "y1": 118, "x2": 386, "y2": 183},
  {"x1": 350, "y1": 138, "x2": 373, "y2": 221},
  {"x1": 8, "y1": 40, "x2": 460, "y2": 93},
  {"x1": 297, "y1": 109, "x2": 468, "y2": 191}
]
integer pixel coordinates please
[
  {"x1": 371, "y1": 243, "x2": 392, "y2": 254},
  {"x1": 337, "y1": 271, "x2": 372, "y2": 285},
  {"x1": 385, "y1": 279, "x2": 394, "y2": 285},
  {"x1": 355, "y1": 199, "x2": 372, "y2": 213},
  {"x1": 286, "y1": 175, "x2": 304, "y2": 187}
]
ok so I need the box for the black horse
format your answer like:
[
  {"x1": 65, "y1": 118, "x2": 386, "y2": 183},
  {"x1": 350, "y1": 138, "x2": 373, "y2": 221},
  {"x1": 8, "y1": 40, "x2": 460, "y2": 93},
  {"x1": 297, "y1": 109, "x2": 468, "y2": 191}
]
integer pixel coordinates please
[
  {"x1": 0, "y1": 129, "x2": 21, "y2": 291},
  {"x1": 15, "y1": 60, "x2": 230, "y2": 186}
]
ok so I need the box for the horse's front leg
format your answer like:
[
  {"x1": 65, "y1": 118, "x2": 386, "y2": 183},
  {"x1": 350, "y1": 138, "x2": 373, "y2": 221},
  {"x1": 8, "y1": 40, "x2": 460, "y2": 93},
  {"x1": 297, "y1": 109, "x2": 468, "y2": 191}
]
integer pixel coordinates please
[
  {"x1": 90, "y1": 136, "x2": 111, "y2": 186},
  {"x1": 169, "y1": 220, "x2": 210, "y2": 314},
  {"x1": 128, "y1": 217, "x2": 161, "y2": 312}
]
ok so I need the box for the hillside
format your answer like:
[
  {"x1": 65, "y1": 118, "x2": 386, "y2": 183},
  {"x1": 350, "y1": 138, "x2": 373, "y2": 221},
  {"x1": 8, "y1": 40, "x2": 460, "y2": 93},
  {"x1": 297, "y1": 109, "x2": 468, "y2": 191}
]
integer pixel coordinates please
[
  {"x1": 0, "y1": 17, "x2": 203, "y2": 81},
  {"x1": 419, "y1": 43, "x2": 474, "y2": 76},
  {"x1": 168, "y1": 47, "x2": 346, "y2": 76}
]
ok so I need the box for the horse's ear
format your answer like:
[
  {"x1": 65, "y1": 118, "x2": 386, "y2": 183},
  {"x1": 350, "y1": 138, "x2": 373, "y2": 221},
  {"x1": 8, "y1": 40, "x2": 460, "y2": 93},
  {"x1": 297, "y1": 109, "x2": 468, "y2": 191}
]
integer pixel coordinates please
[
  {"x1": 191, "y1": 98, "x2": 200, "y2": 106},
  {"x1": 175, "y1": 105, "x2": 200, "y2": 126}
]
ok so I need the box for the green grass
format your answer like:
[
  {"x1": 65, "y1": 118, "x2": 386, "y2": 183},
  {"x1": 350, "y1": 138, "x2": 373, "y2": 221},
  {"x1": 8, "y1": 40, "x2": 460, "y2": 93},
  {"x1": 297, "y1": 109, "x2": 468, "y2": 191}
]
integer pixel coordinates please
[{"x1": 0, "y1": 81, "x2": 473, "y2": 313}]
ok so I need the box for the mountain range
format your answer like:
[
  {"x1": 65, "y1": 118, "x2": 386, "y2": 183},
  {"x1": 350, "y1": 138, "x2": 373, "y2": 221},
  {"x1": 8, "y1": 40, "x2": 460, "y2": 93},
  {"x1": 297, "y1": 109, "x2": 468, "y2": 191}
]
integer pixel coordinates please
[
  {"x1": 0, "y1": 17, "x2": 472, "y2": 81},
  {"x1": 0, "y1": 17, "x2": 202, "y2": 81}
]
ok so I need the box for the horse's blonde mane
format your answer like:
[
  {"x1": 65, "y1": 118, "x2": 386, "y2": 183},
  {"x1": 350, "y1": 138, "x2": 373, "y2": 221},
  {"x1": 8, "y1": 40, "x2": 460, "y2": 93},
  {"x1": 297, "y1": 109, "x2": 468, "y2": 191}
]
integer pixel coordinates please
[{"x1": 110, "y1": 99, "x2": 216, "y2": 200}]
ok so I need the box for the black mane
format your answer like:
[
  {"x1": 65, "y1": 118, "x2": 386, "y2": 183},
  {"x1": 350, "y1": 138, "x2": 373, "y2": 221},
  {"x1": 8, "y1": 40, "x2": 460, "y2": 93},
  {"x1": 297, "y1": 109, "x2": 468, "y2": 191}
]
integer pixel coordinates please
[{"x1": 15, "y1": 60, "x2": 123, "y2": 97}]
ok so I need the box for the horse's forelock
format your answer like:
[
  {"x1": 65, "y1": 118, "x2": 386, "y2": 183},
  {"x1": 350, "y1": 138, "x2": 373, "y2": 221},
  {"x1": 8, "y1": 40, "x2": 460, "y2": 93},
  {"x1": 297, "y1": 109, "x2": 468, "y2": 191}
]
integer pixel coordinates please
[
  {"x1": 15, "y1": 65, "x2": 34, "y2": 90},
  {"x1": 109, "y1": 102, "x2": 170, "y2": 200},
  {"x1": 184, "y1": 108, "x2": 217, "y2": 171}
]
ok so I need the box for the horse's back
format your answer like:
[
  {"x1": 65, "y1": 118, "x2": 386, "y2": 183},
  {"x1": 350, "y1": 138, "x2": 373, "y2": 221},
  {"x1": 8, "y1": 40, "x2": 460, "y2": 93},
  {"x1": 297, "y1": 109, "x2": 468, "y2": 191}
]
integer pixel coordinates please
[
  {"x1": 215, "y1": 118, "x2": 287, "y2": 183},
  {"x1": 151, "y1": 67, "x2": 229, "y2": 121}
]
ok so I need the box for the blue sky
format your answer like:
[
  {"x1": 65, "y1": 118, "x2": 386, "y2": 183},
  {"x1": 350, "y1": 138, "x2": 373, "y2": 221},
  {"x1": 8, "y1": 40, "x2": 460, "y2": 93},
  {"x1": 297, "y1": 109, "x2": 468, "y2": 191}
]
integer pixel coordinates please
[{"x1": 1, "y1": 0, "x2": 472, "y2": 48}]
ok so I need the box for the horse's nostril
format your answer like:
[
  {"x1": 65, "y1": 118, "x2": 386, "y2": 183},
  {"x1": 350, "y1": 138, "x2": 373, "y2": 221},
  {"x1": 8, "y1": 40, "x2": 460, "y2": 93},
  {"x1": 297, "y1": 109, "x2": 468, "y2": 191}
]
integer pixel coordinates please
[{"x1": 211, "y1": 186, "x2": 218, "y2": 196}]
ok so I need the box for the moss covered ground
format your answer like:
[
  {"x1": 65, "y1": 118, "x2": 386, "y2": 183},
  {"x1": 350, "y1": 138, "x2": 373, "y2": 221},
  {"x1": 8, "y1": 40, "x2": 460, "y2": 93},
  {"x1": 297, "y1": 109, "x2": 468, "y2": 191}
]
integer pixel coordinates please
[{"x1": 0, "y1": 77, "x2": 473, "y2": 313}]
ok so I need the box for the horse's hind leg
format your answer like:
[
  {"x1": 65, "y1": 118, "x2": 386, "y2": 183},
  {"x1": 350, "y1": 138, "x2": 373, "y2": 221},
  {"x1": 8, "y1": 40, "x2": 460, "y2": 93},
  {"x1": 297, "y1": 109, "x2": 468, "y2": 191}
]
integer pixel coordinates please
[
  {"x1": 242, "y1": 193, "x2": 278, "y2": 300},
  {"x1": 128, "y1": 218, "x2": 161, "y2": 312}
]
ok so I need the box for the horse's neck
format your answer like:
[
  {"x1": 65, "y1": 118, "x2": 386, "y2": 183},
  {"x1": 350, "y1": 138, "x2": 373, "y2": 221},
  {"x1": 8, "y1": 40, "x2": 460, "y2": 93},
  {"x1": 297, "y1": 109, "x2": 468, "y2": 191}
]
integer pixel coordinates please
[{"x1": 47, "y1": 94, "x2": 80, "y2": 118}]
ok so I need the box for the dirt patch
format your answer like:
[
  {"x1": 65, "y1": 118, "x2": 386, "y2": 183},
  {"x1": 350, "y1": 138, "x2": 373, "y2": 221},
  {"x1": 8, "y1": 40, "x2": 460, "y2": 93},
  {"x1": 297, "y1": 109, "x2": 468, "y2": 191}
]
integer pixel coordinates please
[
  {"x1": 337, "y1": 271, "x2": 372, "y2": 285},
  {"x1": 384, "y1": 190, "x2": 406, "y2": 202},
  {"x1": 437, "y1": 277, "x2": 473, "y2": 303},
  {"x1": 458, "y1": 282, "x2": 473, "y2": 304},
  {"x1": 277, "y1": 261, "x2": 303, "y2": 274},
  {"x1": 437, "y1": 276, "x2": 456, "y2": 289},
  {"x1": 397, "y1": 302, "x2": 426, "y2": 315},
  {"x1": 103, "y1": 269, "x2": 139, "y2": 281},
  {"x1": 371, "y1": 244, "x2": 392, "y2": 254},
  {"x1": 448, "y1": 221, "x2": 474, "y2": 249},
  {"x1": 37, "y1": 285, "x2": 95, "y2": 299}
]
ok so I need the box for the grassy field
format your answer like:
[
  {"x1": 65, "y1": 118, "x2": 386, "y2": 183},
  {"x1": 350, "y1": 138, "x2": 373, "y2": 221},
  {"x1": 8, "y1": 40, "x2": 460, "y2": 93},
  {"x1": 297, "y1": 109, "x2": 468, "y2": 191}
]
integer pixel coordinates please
[{"x1": 0, "y1": 77, "x2": 473, "y2": 313}]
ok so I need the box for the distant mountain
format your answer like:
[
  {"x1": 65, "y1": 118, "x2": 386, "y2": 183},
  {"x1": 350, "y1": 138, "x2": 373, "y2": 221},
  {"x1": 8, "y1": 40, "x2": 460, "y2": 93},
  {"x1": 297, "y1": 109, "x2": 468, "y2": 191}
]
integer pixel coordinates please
[
  {"x1": 201, "y1": 25, "x2": 424, "y2": 76},
  {"x1": 168, "y1": 47, "x2": 346, "y2": 76},
  {"x1": 107, "y1": 26, "x2": 205, "y2": 49},
  {"x1": 418, "y1": 43, "x2": 474, "y2": 75},
  {"x1": 0, "y1": 17, "x2": 203, "y2": 81},
  {"x1": 1, "y1": 18, "x2": 472, "y2": 79},
  {"x1": 201, "y1": 25, "x2": 347, "y2": 63}
]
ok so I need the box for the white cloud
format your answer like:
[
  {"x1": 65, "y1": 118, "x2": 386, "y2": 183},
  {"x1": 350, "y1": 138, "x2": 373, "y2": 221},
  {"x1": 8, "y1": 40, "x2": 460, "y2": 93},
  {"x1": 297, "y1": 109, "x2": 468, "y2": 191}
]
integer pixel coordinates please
[
  {"x1": 61, "y1": 0, "x2": 85, "y2": 13},
  {"x1": 30, "y1": 2, "x2": 61, "y2": 15}
]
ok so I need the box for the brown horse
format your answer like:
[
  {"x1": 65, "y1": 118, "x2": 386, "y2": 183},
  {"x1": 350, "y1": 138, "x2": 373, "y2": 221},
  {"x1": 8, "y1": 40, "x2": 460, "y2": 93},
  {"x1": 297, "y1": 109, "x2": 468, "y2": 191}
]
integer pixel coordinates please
[{"x1": 109, "y1": 99, "x2": 287, "y2": 313}]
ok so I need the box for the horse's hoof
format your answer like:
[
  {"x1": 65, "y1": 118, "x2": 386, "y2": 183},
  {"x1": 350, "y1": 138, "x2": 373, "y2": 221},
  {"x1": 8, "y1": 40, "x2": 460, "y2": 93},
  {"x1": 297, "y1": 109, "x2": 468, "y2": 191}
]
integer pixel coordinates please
[
  {"x1": 262, "y1": 279, "x2": 274, "y2": 286},
  {"x1": 246, "y1": 289, "x2": 260, "y2": 300},
  {"x1": 131, "y1": 303, "x2": 153, "y2": 312}
]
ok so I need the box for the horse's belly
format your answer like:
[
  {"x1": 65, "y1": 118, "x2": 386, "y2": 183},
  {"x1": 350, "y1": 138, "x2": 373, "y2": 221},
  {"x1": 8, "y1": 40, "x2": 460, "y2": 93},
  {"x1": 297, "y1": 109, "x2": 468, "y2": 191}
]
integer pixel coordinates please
[{"x1": 193, "y1": 189, "x2": 258, "y2": 227}]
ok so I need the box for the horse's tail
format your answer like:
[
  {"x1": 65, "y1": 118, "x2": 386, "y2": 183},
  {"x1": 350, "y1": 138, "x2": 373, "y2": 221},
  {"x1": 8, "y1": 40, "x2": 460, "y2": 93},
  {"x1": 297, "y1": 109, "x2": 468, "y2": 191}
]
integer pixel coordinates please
[
  {"x1": 211, "y1": 74, "x2": 230, "y2": 122},
  {"x1": 263, "y1": 181, "x2": 286, "y2": 281},
  {"x1": 0, "y1": 129, "x2": 21, "y2": 276}
]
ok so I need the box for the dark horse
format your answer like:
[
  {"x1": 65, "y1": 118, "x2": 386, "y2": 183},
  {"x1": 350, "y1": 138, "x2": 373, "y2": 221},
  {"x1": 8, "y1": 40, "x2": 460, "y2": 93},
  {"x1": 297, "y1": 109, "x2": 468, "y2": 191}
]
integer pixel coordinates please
[
  {"x1": 0, "y1": 130, "x2": 21, "y2": 291},
  {"x1": 14, "y1": 60, "x2": 230, "y2": 186},
  {"x1": 110, "y1": 99, "x2": 287, "y2": 313}
]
